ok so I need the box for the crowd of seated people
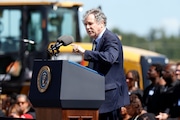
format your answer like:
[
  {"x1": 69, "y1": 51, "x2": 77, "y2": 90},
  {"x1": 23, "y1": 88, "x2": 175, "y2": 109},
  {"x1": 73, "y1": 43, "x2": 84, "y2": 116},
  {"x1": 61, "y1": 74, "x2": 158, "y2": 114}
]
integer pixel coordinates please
[
  {"x1": 0, "y1": 94, "x2": 36, "y2": 119},
  {"x1": 121, "y1": 62, "x2": 180, "y2": 120}
]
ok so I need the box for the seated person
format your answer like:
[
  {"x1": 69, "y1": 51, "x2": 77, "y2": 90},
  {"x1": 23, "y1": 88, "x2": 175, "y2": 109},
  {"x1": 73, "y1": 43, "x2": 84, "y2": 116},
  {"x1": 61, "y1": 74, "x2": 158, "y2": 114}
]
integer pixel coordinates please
[
  {"x1": 16, "y1": 94, "x2": 36, "y2": 119},
  {"x1": 121, "y1": 94, "x2": 156, "y2": 120}
]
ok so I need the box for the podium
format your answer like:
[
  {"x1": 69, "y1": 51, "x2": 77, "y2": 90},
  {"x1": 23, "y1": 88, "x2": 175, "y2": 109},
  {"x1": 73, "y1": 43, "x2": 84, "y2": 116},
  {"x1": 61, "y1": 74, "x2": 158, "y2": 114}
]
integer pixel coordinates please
[{"x1": 28, "y1": 60, "x2": 105, "y2": 120}]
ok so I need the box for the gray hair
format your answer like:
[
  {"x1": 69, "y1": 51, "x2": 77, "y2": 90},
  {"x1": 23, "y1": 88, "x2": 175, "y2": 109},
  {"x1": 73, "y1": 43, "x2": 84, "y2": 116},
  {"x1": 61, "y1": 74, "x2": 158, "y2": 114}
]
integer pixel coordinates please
[
  {"x1": 16, "y1": 94, "x2": 29, "y2": 102},
  {"x1": 82, "y1": 8, "x2": 107, "y2": 26}
]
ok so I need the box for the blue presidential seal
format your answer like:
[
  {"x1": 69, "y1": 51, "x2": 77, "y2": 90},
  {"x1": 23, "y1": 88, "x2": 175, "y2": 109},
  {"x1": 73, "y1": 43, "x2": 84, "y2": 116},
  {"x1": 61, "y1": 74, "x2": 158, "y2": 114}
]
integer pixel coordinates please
[{"x1": 37, "y1": 66, "x2": 51, "y2": 93}]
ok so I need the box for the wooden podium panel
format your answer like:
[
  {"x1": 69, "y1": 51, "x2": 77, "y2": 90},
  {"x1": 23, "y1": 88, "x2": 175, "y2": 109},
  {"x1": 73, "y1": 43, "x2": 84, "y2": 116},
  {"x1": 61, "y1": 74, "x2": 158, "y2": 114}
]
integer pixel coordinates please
[
  {"x1": 35, "y1": 108, "x2": 63, "y2": 120},
  {"x1": 62, "y1": 109, "x2": 98, "y2": 120},
  {"x1": 35, "y1": 108, "x2": 98, "y2": 120}
]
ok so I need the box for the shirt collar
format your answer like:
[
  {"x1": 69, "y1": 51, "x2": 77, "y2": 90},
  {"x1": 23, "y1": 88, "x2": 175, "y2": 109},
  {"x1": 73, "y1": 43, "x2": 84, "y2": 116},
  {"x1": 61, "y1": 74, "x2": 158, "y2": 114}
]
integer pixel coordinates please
[{"x1": 95, "y1": 28, "x2": 106, "y2": 44}]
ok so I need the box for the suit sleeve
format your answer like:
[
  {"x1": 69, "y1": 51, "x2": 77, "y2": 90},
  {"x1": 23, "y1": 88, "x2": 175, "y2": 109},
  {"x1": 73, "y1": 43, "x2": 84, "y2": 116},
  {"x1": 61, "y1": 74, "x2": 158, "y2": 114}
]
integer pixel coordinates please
[{"x1": 84, "y1": 35, "x2": 120, "y2": 64}]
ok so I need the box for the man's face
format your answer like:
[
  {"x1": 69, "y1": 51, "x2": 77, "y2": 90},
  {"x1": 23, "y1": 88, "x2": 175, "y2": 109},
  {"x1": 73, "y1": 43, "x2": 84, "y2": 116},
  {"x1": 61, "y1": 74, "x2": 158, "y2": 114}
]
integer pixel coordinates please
[
  {"x1": 17, "y1": 97, "x2": 29, "y2": 112},
  {"x1": 147, "y1": 66, "x2": 158, "y2": 80},
  {"x1": 83, "y1": 14, "x2": 103, "y2": 39},
  {"x1": 162, "y1": 65, "x2": 172, "y2": 83}
]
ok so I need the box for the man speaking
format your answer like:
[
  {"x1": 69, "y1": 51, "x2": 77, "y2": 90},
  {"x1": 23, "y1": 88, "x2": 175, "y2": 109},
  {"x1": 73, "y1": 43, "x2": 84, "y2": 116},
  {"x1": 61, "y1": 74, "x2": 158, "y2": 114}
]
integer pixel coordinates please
[{"x1": 71, "y1": 8, "x2": 129, "y2": 120}]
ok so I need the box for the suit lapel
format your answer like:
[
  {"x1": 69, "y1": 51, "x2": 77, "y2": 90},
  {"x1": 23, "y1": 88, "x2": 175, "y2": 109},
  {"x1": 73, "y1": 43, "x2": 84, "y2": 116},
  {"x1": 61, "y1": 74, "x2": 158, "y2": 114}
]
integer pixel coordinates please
[{"x1": 96, "y1": 29, "x2": 107, "y2": 51}]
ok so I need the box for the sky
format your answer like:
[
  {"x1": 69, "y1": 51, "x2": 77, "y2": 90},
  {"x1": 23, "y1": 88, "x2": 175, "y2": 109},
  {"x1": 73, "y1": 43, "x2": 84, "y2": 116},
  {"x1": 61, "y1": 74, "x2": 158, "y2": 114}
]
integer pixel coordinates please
[{"x1": 68, "y1": 0, "x2": 180, "y2": 37}]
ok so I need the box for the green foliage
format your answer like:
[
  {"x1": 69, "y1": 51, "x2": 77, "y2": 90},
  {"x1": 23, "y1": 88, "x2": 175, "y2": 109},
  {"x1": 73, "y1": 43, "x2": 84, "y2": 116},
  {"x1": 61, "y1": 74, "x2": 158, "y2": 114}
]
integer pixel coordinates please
[{"x1": 112, "y1": 27, "x2": 180, "y2": 60}]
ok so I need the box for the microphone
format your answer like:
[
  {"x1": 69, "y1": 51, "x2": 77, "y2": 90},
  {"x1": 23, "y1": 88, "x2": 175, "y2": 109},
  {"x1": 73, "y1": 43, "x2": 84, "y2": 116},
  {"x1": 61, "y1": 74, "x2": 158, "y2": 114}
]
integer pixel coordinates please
[
  {"x1": 57, "y1": 35, "x2": 74, "y2": 46},
  {"x1": 48, "y1": 35, "x2": 74, "y2": 54},
  {"x1": 52, "y1": 35, "x2": 74, "y2": 49}
]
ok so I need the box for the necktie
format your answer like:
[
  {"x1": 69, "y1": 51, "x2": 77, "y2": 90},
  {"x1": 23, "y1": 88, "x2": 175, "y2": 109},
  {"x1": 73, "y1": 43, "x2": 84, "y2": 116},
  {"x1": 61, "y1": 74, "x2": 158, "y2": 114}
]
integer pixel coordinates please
[{"x1": 92, "y1": 40, "x2": 97, "y2": 51}]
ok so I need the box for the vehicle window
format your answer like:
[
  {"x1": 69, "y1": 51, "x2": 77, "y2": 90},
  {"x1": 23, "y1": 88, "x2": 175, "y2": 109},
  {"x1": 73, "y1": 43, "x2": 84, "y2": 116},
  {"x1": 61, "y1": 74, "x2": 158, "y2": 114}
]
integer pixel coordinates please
[
  {"x1": 28, "y1": 11, "x2": 42, "y2": 51},
  {"x1": 47, "y1": 8, "x2": 76, "y2": 42},
  {"x1": 0, "y1": 9, "x2": 21, "y2": 53}
]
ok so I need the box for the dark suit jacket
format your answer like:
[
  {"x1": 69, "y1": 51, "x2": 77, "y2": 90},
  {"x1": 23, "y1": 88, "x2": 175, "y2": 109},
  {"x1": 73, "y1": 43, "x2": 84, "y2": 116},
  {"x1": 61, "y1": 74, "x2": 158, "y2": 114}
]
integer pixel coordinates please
[{"x1": 84, "y1": 29, "x2": 130, "y2": 113}]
